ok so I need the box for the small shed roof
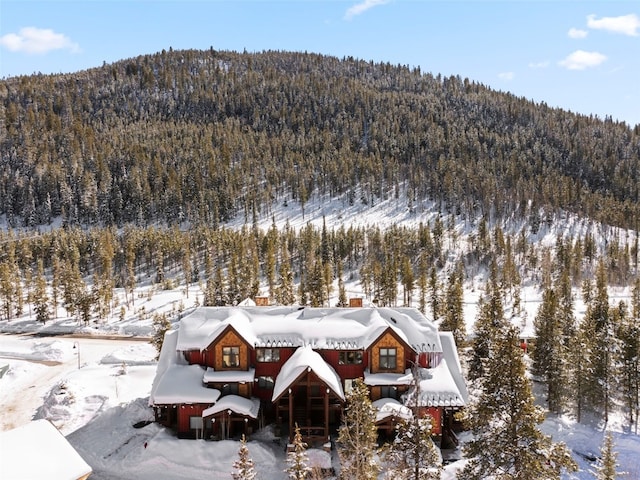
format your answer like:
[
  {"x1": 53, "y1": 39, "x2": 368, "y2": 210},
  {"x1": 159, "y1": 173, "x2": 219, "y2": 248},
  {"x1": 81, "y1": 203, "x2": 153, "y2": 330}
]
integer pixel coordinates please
[{"x1": 202, "y1": 395, "x2": 261, "y2": 419}]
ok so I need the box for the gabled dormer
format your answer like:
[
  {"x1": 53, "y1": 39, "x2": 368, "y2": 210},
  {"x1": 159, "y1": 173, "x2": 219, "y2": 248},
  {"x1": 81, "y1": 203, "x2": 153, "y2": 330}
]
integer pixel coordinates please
[
  {"x1": 203, "y1": 324, "x2": 252, "y2": 371},
  {"x1": 367, "y1": 326, "x2": 415, "y2": 374}
]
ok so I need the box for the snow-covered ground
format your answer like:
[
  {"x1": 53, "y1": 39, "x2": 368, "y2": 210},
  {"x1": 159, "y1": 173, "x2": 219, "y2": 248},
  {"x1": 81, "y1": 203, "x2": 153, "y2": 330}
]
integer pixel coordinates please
[{"x1": 1, "y1": 320, "x2": 638, "y2": 479}]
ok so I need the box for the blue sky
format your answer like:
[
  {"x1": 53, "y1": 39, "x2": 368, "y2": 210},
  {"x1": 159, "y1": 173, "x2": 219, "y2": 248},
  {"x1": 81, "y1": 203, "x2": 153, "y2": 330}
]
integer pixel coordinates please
[{"x1": 1, "y1": 1, "x2": 639, "y2": 126}]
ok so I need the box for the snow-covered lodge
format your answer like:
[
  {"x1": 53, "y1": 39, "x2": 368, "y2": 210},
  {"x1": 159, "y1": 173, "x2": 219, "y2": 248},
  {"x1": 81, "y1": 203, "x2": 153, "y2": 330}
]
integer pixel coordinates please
[{"x1": 150, "y1": 304, "x2": 468, "y2": 445}]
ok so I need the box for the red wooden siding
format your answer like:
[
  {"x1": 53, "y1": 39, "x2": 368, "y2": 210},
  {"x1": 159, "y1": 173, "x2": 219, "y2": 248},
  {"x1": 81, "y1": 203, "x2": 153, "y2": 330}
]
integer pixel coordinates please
[
  {"x1": 319, "y1": 350, "x2": 368, "y2": 379},
  {"x1": 253, "y1": 347, "x2": 296, "y2": 400},
  {"x1": 184, "y1": 349, "x2": 204, "y2": 365},
  {"x1": 177, "y1": 404, "x2": 209, "y2": 436}
]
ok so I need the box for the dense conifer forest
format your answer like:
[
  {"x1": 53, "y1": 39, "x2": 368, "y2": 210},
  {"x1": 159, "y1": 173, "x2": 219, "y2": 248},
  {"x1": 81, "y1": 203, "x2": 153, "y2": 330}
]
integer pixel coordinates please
[{"x1": 1, "y1": 48, "x2": 639, "y2": 229}]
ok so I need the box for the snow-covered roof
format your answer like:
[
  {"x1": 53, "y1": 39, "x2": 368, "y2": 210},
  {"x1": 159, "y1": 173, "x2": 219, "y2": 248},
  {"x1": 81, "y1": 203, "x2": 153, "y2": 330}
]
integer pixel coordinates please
[
  {"x1": 438, "y1": 332, "x2": 469, "y2": 404},
  {"x1": 151, "y1": 364, "x2": 221, "y2": 404},
  {"x1": 175, "y1": 306, "x2": 442, "y2": 353},
  {"x1": 272, "y1": 345, "x2": 345, "y2": 401},
  {"x1": 202, "y1": 395, "x2": 261, "y2": 419},
  {"x1": 203, "y1": 367, "x2": 256, "y2": 384},
  {"x1": 407, "y1": 359, "x2": 466, "y2": 407},
  {"x1": 0, "y1": 419, "x2": 92, "y2": 480},
  {"x1": 150, "y1": 329, "x2": 221, "y2": 405},
  {"x1": 372, "y1": 398, "x2": 412, "y2": 423},
  {"x1": 238, "y1": 297, "x2": 256, "y2": 306},
  {"x1": 363, "y1": 369, "x2": 413, "y2": 386}
]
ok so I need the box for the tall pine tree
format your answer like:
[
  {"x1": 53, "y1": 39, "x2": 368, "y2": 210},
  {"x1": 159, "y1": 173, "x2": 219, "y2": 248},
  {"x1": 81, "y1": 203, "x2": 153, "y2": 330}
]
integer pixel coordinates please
[
  {"x1": 460, "y1": 325, "x2": 577, "y2": 480},
  {"x1": 337, "y1": 378, "x2": 380, "y2": 480},
  {"x1": 468, "y1": 260, "x2": 506, "y2": 381},
  {"x1": 532, "y1": 285, "x2": 570, "y2": 414}
]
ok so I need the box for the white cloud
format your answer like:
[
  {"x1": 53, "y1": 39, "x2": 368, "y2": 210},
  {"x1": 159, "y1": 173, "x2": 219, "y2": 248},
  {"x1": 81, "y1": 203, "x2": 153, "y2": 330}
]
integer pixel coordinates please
[
  {"x1": 586, "y1": 13, "x2": 640, "y2": 36},
  {"x1": 0, "y1": 27, "x2": 80, "y2": 54},
  {"x1": 568, "y1": 28, "x2": 588, "y2": 39},
  {"x1": 558, "y1": 50, "x2": 607, "y2": 70},
  {"x1": 498, "y1": 72, "x2": 515, "y2": 81},
  {"x1": 344, "y1": 0, "x2": 390, "y2": 20},
  {"x1": 528, "y1": 61, "x2": 550, "y2": 69}
]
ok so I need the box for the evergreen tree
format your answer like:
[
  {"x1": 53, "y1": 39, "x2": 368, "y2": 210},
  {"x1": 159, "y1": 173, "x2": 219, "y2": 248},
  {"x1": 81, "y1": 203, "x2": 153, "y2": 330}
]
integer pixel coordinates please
[
  {"x1": 385, "y1": 364, "x2": 442, "y2": 480},
  {"x1": 440, "y1": 266, "x2": 466, "y2": 350},
  {"x1": 532, "y1": 285, "x2": 570, "y2": 414},
  {"x1": 214, "y1": 264, "x2": 228, "y2": 306},
  {"x1": 33, "y1": 260, "x2": 50, "y2": 324},
  {"x1": 428, "y1": 267, "x2": 440, "y2": 322},
  {"x1": 51, "y1": 255, "x2": 62, "y2": 318},
  {"x1": 336, "y1": 260, "x2": 348, "y2": 307},
  {"x1": 276, "y1": 243, "x2": 295, "y2": 305},
  {"x1": 232, "y1": 434, "x2": 257, "y2": 480},
  {"x1": 76, "y1": 282, "x2": 94, "y2": 326},
  {"x1": 286, "y1": 423, "x2": 311, "y2": 480},
  {"x1": 337, "y1": 378, "x2": 380, "y2": 480},
  {"x1": 0, "y1": 261, "x2": 16, "y2": 320},
  {"x1": 151, "y1": 313, "x2": 171, "y2": 360},
  {"x1": 459, "y1": 325, "x2": 577, "y2": 480},
  {"x1": 613, "y1": 301, "x2": 639, "y2": 430},
  {"x1": 264, "y1": 221, "x2": 278, "y2": 299},
  {"x1": 468, "y1": 260, "x2": 506, "y2": 381},
  {"x1": 400, "y1": 255, "x2": 414, "y2": 307},
  {"x1": 308, "y1": 259, "x2": 325, "y2": 307},
  {"x1": 593, "y1": 432, "x2": 619, "y2": 480},
  {"x1": 582, "y1": 260, "x2": 614, "y2": 421},
  {"x1": 384, "y1": 415, "x2": 441, "y2": 480},
  {"x1": 631, "y1": 276, "x2": 640, "y2": 320},
  {"x1": 384, "y1": 367, "x2": 441, "y2": 480},
  {"x1": 570, "y1": 322, "x2": 591, "y2": 424},
  {"x1": 417, "y1": 253, "x2": 428, "y2": 315}
]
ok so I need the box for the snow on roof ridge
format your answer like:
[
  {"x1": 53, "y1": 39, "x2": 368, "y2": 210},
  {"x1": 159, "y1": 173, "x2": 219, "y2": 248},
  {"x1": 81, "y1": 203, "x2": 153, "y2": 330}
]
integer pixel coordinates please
[
  {"x1": 272, "y1": 345, "x2": 344, "y2": 401},
  {"x1": 176, "y1": 306, "x2": 443, "y2": 354}
]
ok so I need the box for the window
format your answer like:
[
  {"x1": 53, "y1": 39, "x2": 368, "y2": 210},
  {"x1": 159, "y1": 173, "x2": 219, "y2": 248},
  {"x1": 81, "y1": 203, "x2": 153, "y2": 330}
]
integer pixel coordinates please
[
  {"x1": 222, "y1": 346, "x2": 240, "y2": 368},
  {"x1": 221, "y1": 383, "x2": 239, "y2": 396},
  {"x1": 339, "y1": 351, "x2": 363, "y2": 365},
  {"x1": 257, "y1": 376, "x2": 274, "y2": 390},
  {"x1": 256, "y1": 348, "x2": 280, "y2": 363},
  {"x1": 189, "y1": 416, "x2": 203, "y2": 429},
  {"x1": 380, "y1": 385, "x2": 397, "y2": 399},
  {"x1": 379, "y1": 347, "x2": 397, "y2": 370}
]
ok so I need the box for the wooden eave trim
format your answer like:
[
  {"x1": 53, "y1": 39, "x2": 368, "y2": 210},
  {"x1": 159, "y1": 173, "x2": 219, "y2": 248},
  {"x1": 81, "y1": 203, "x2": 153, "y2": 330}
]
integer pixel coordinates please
[
  {"x1": 203, "y1": 324, "x2": 253, "y2": 352},
  {"x1": 272, "y1": 368, "x2": 343, "y2": 403},
  {"x1": 366, "y1": 326, "x2": 416, "y2": 356}
]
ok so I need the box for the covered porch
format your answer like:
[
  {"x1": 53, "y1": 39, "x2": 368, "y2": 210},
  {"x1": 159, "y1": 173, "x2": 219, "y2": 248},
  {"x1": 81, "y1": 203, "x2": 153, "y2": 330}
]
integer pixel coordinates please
[
  {"x1": 202, "y1": 395, "x2": 261, "y2": 440},
  {"x1": 272, "y1": 346, "x2": 345, "y2": 444}
]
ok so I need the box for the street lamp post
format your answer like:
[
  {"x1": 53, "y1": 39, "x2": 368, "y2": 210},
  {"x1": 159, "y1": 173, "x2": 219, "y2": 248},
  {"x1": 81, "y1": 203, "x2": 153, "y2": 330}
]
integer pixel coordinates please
[{"x1": 73, "y1": 341, "x2": 80, "y2": 369}]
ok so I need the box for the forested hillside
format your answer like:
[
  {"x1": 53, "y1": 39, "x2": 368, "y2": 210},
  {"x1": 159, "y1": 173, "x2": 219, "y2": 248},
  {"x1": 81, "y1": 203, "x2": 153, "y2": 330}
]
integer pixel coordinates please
[
  {"x1": 1, "y1": 48, "x2": 639, "y2": 229},
  {"x1": 2, "y1": 49, "x2": 640, "y2": 441}
]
